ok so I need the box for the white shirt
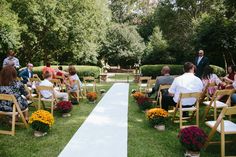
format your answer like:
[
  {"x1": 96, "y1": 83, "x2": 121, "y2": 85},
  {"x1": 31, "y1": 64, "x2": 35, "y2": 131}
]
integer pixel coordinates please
[
  {"x1": 3, "y1": 56, "x2": 20, "y2": 68},
  {"x1": 39, "y1": 79, "x2": 53, "y2": 98},
  {"x1": 168, "y1": 73, "x2": 203, "y2": 106},
  {"x1": 233, "y1": 81, "x2": 236, "y2": 89},
  {"x1": 197, "y1": 56, "x2": 203, "y2": 65},
  {"x1": 70, "y1": 74, "x2": 83, "y2": 87}
]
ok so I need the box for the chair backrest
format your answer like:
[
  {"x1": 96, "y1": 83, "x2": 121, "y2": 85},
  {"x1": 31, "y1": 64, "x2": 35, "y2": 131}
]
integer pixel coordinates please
[
  {"x1": 177, "y1": 92, "x2": 202, "y2": 107},
  {"x1": 50, "y1": 79, "x2": 61, "y2": 86},
  {"x1": 139, "y1": 77, "x2": 151, "y2": 85},
  {"x1": 16, "y1": 77, "x2": 23, "y2": 81},
  {"x1": 83, "y1": 76, "x2": 95, "y2": 83},
  {"x1": 147, "y1": 79, "x2": 156, "y2": 88},
  {"x1": 36, "y1": 86, "x2": 56, "y2": 99},
  {"x1": 210, "y1": 89, "x2": 235, "y2": 105},
  {"x1": 157, "y1": 84, "x2": 171, "y2": 97},
  {"x1": 29, "y1": 77, "x2": 41, "y2": 82}
]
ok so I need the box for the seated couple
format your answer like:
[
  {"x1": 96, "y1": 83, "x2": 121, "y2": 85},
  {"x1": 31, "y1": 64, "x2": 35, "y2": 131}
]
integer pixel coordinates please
[
  {"x1": 40, "y1": 71, "x2": 68, "y2": 101},
  {"x1": 162, "y1": 62, "x2": 203, "y2": 116}
]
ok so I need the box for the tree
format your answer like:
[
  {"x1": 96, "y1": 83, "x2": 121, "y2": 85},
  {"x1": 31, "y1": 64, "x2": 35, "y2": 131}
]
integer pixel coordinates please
[
  {"x1": 100, "y1": 23, "x2": 145, "y2": 67},
  {"x1": 0, "y1": 0, "x2": 22, "y2": 59},
  {"x1": 142, "y1": 26, "x2": 175, "y2": 64}
]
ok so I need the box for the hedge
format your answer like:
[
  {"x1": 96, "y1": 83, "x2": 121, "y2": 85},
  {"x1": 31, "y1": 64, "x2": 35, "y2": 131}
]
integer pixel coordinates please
[
  {"x1": 140, "y1": 64, "x2": 225, "y2": 78},
  {"x1": 31, "y1": 65, "x2": 101, "y2": 80}
]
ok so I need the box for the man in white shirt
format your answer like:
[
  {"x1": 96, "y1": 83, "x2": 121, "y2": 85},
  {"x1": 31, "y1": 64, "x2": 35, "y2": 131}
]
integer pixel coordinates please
[
  {"x1": 162, "y1": 62, "x2": 203, "y2": 116},
  {"x1": 40, "y1": 71, "x2": 68, "y2": 101}
]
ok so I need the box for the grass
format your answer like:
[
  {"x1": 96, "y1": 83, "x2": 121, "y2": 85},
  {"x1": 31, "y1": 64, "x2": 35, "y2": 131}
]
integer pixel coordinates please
[
  {"x1": 107, "y1": 73, "x2": 135, "y2": 82},
  {"x1": 1, "y1": 82, "x2": 236, "y2": 157},
  {"x1": 0, "y1": 83, "x2": 112, "y2": 157},
  {"x1": 128, "y1": 83, "x2": 236, "y2": 157}
]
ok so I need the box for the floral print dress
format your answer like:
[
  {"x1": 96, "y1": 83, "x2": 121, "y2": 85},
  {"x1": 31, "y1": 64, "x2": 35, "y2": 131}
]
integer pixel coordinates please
[{"x1": 0, "y1": 81, "x2": 28, "y2": 111}]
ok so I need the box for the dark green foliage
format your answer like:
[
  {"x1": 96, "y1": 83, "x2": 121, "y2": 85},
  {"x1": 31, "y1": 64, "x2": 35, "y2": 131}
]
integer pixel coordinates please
[
  {"x1": 140, "y1": 64, "x2": 225, "y2": 78},
  {"x1": 31, "y1": 121, "x2": 50, "y2": 132},
  {"x1": 100, "y1": 23, "x2": 145, "y2": 67}
]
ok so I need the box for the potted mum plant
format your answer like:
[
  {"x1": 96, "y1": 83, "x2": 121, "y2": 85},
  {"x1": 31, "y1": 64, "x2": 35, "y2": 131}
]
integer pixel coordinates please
[
  {"x1": 86, "y1": 92, "x2": 97, "y2": 103},
  {"x1": 146, "y1": 108, "x2": 168, "y2": 131},
  {"x1": 136, "y1": 96, "x2": 153, "y2": 112},
  {"x1": 178, "y1": 126, "x2": 208, "y2": 157},
  {"x1": 56, "y1": 101, "x2": 73, "y2": 117},
  {"x1": 29, "y1": 110, "x2": 54, "y2": 137},
  {"x1": 132, "y1": 91, "x2": 145, "y2": 101}
]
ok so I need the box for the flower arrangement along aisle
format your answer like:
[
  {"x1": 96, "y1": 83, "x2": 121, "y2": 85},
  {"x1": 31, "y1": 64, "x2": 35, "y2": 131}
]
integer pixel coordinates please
[
  {"x1": 136, "y1": 96, "x2": 153, "y2": 112},
  {"x1": 146, "y1": 108, "x2": 168, "y2": 131},
  {"x1": 86, "y1": 92, "x2": 97, "y2": 103},
  {"x1": 29, "y1": 110, "x2": 54, "y2": 137},
  {"x1": 56, "y1": 101, "x2": 73, "y2": 117},
  {"x1": 132, "y1": 91, "x2": 144, "y2": 101},
  {"x1": 178, "y1": 126, "x2": 208, "y2": 157}
]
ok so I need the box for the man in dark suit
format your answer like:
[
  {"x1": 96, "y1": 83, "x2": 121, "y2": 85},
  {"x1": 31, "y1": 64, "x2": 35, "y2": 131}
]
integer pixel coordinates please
[
  {"x1": 194, "y1": 50, "x2": 209, "y2": 78},
  {"x1": 19, "y1": 63, "x2": 34, "y2": 84}
]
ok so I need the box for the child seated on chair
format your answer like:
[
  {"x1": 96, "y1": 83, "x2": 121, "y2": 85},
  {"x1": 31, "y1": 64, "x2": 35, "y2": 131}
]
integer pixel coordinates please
[{"x1": 40, "y1": 71, "x2": 68, "y2": 101}]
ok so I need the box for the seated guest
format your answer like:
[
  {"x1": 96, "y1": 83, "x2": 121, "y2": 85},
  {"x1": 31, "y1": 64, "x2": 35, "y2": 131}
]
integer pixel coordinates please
[
  {"x1": 223, "y1": 65, "x2": 235, "y2": 83},
  {"x1": 42, "y1": 62, "x2": 55, "y2": 78},
  {"x1": 202, "y1": 65, "x2": 225, "y2": 95},
  {"x1": 19, "y1": 63, "x2": 34, "y2": 84},
  {"x1": 162, "y1": 62, "x2": 203, "y2": 115},
  {"x1": 148, "y1": 66, "x2": 174, "y2": 97},
  {"x1": 66, "y1": 65, "x2": 83, "y2": 93},
  {"x1": 0, "y1": 66, "x2": 29, "y2": 120},
  {"x1": 39, "y1": 71, "x2": 68, "y2": 101},
  {"x1": 231, "y1": 76, "x2": 236, "y2": 104}
]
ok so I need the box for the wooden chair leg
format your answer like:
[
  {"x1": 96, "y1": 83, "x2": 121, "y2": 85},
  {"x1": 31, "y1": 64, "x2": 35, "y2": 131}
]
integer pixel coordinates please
[
  {"x1": 221, "y1": 121, "x2": 225, "y2": 157},
  {"x1": 196, "y1": 109, "x2": 199, "y2": 127},
  {"x1": 214, "y1": 108, "x2": 217, "y2": 120},
  {"x1": 51, "y1": 102, "x2": 54, "y2": 115},
  {"x1": 172, "y1": 108, "x2": 178, "y2": 123},
  {"x1": 203, "y1": 106, "x2": 211, "y2": 121},
  {"x1": 180, "y1": 110, "x2": 183, "y2": 128},
  {"x1": 12, "y1": 107, "x2": 16, "y2": 136}
]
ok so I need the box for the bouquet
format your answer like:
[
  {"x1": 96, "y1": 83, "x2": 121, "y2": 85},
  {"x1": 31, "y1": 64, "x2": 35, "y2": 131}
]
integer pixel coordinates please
[
  {"x1": 86, "y1": 92, "x2": 97, "y2": 102},
  {"x1": 136, "y1": 96, "x2": 153, "y2": 111},
  {"x1": 132, "y1": 91, "x2": 145, "y2": 100},
  {"x1": 178, "y1": 126, "x2": 208, "y2": 152},
  {"x1": 56, "y1": 101, "x2": 73, "y2": 113},
  {"x1": 146, "y1": 108, "x2": 168, "y2": 126},
  {"x1": 29, "y1": 110, "x2": 54, "y2": 133}
]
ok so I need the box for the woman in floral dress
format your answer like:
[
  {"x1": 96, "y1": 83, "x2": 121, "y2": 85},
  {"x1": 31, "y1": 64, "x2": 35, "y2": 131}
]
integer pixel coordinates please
[{"x1": 0, "y1": 65, "x2": 29, "y2": 120}]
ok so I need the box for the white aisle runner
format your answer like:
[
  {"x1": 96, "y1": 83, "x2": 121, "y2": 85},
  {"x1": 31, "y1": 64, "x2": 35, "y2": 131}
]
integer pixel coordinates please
[{"x1": 59, "y1": 83, "x2": 129, "y2": 157}]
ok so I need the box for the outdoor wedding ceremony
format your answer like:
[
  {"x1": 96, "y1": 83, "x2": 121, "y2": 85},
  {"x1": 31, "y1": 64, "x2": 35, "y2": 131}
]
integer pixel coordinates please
[{"x1": 0, "y1": 0, "x2": 236, "y2": 157}]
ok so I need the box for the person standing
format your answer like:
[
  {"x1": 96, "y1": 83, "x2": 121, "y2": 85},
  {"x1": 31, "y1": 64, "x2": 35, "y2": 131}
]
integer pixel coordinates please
[
  {"x1": 3, "y1": 50, "x2": 20, "y2": 68},
  {"x1": 194, "y1": 50, "x2": 209, "y2": 78}
]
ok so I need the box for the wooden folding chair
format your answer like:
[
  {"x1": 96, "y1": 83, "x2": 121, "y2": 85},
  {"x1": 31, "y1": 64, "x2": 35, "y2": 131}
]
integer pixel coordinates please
[
  {"x1": 50, "y1": 79, "x2": 62, "y2": 91},
  {"x1": 0, "y1": 94, "x2": 28, "y2": 136},
  {"x1": 83, "y1": 76, "x2": 97, "y2": 95},
  {"x1": 146, "y1": 79, "x2": 156, "y2": 93},
  {"x1": 16, "y1": 77, "x2": 23, "y2": 81},
  {"x1": 138, "y1": 76, "x2": 151, "y2": 93},
  {"x1": 67, "y1": 80, "x2": 83, "y2": 103},
  {"x1": 172, "y1": 92, "x2": 202, "y2": 129},
  {"x1": 203, "y1": 89, "x2": 234, "y2": 121},
  {"x1": 157, "y1": 84, "x2": 171, "y2": 108},
  {"x1": 205, "y1": 106, "x2": 236, "y2": 157},
  {"x1": 36, "y1": 86, "x2": 57, "y2": 115}
]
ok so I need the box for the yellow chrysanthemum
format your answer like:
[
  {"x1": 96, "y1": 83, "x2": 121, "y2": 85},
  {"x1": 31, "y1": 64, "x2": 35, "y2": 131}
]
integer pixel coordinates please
[
  {"x1": 146, "y1": 108, "x2": 168, "y2": 120},
  {"x1": 29, "y1": 110, "x2": 54, "y2": 127}
]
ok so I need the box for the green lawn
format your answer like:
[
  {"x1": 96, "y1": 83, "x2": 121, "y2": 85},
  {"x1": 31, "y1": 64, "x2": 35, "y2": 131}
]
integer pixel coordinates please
[
  {"x1": 128, "y1": 83, "x2": 236, "y2": 157},
  {"x1": 0, "y1": 83, "x2": 112, "y2": 157},
  {"x1": 0, "y1": 83, "x2": 236, "y2": 157}
]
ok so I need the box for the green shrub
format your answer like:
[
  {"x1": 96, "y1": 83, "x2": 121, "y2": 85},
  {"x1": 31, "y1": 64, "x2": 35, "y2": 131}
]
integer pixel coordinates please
[
  {"x1": 140, "y1": 64, "x2": 225, "y2": 78},
  {"x1": 32, "y1": 65, "x2": 101, "y2": 80}
]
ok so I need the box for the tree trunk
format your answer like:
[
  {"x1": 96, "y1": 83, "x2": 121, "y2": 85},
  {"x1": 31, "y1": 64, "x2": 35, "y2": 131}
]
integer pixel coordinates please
[{"x1": 223, "y1": 52, "x2": 228, "y2": 71}]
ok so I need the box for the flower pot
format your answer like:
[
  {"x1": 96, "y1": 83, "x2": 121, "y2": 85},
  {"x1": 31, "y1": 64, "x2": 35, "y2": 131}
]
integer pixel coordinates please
[
  {"x1": 89, "y1": 100, "x2": 96, "y2": 104},
  {"x1": 154, "y1": 125, "x2": 165, "y2": 131},
  {"x1": 34, "y1": 130, "x2": 47, "y2": 137},
  {"x1": 62, "y1": 113, "x2": 71, "y2": 118},
  {"x1": 184, "y1": 150, "x2": 200, "y2": 157}
]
